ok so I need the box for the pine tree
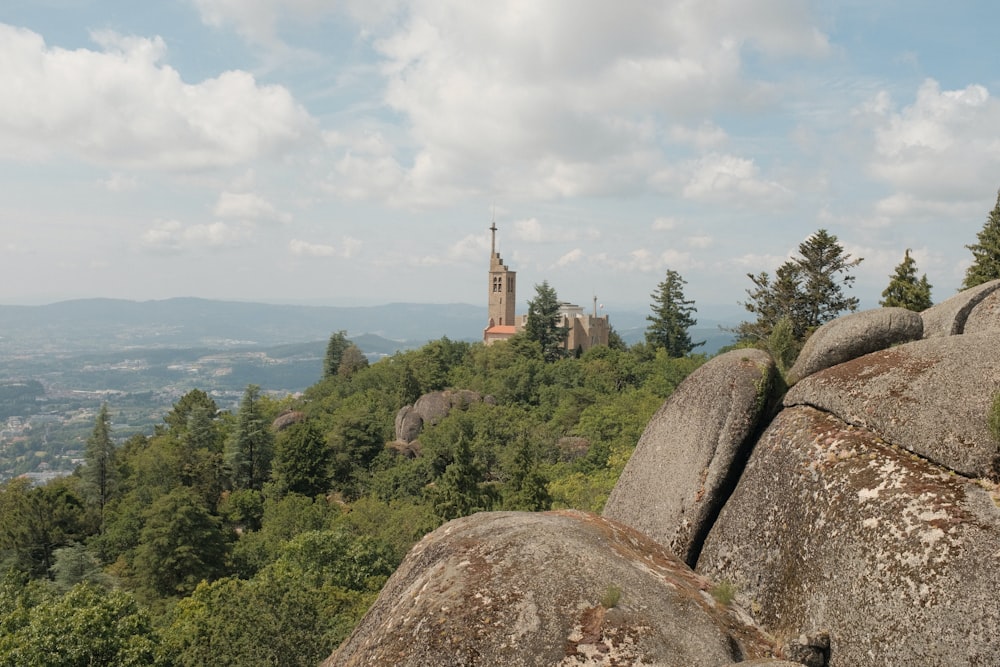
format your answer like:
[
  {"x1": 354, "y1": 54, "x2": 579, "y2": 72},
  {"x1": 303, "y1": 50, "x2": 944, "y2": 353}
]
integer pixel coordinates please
[
  {"x1": 645, "y1": 269, "x2": 704, "y2": 357},
  {"x1": 737, "y1": 229, "x2": 862, "y2": 343},
  {"x1": 323, "y1": 330, "x2": 350, "y2": 378},
  {"x1": 524, "y1": 281, "x2": 568, "y2": 363},
  {"x1": 880, "y1": 249, "x2": 933, "y2": 311},
  {"x1": 227, "y1": 385, "x2": 274, "y2": 491},
  {"x1": 83, "y1": 403, "x2": 116, "y2": 526},
  {"x1": 962, "y1": 190, "x2": 1000, "y2": 289}
]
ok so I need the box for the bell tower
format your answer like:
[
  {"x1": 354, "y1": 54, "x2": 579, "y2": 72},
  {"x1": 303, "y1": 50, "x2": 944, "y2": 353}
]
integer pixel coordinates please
[{"x1": 487, "y1": 220, "x2": 516, "y2": 328}]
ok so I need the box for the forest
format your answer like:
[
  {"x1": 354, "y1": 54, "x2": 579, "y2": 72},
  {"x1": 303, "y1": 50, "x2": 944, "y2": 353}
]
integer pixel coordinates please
[{"x1": 1, "y1": 199, "x2": 998, "y2": 666}]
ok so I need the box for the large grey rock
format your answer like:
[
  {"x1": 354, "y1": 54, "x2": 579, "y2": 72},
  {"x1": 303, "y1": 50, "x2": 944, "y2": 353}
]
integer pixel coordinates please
[
  {"x1": 325, "y1": 511, "x2": 779, "y2": 667},
  {"x1": 921, "y1": 278, "x2": 1000, "y2": 337},
  {"x1": 963, "y1": 284, "x2": 1000, "y2": 333},
  {"x1": 603, "y1": 349, "x2": 776, "y2": 566},
  {"x1": 394, "y1": 405, "x2": 423, "y2": 443},
  {"x1": 786, "y1": 308, "x2": 922, "y2": 385},
  {"x1": 698, "y1": 405, "x2": 1000, "y2": 667},
  {"x1": 785, "y1": 332, "x2": 1000, "y2": 478},
  {"x1": 394, "y1": 390, "x2": 495, "y2": 444}
]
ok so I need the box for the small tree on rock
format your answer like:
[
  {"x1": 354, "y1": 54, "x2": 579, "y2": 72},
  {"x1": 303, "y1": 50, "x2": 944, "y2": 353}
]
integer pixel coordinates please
[
  {"x1": 880, "y1": 249, "x2": 933, "y2": 311},
  {"x1": 962, "y1": 190, "x2": 1000, "y2": 289}
]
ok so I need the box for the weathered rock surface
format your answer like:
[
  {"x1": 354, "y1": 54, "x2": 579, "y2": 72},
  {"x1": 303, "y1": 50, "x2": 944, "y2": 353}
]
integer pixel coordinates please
[
  {"x1": 963, "y1": 283, "x2": 1000, "y2": 333},
  {"x1": 698, "y1": 405, "x2": 1000, "y2": 667},
  {"x1": 785, "y1": 307, "x2": 922, "y2": 385},
  {"x1": 603, "y1": 349, "x2": 776, "y2": 566},
  {"x1": 325, "y1": 510, "x2": 779, "y2": 667},
  {"x1": 393, "y1": 390, "x2": 495, "y2": 444},
  {"x1": 920, "y1": 278, "x2": 1000, "y2": 337},
  {"x1": 785, "y1": 332, "x2": 1000, "y2": 478}
]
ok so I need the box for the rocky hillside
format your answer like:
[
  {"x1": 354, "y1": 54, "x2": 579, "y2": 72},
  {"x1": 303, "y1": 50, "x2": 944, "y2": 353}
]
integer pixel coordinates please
[{"x1": 325, "y1": 279, "x2": 1000, "y2": 667}]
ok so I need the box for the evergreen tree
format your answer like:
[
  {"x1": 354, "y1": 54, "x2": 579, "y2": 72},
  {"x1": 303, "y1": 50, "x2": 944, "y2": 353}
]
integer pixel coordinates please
[
  {"x1": 82, "y1": 404, "x2": 116, "y2": 527},
  {"x1": 272, "y1": 420, "x2": 331, "y2": 498},
  {"x1": 133, "y1": 487, "x2": 228, "y2": 598},
  {"x1": 962, "y1": 190, "x2": 1000, "y2": 289},
  {"x1": 324, "y1": 330, "x2": 350, "y2": 378},
  {"x1": 431, "y1": 438, "x2": 488, "y2": 522},
  {"x1": 524, "y1": 281, "x2": 568, "y2": 363},
  {"x1": 880, "y1": 249, "x2": 933, "y2": 311},
  {"x1": 645, "y1": 269, "x2": 704, "y2": 357},
  {"x1": 227, "y1": 385, "x2": 274, "y2": 491},
  {"x1": 737, "y1": 229, "x2": 862, "y2": 343}
]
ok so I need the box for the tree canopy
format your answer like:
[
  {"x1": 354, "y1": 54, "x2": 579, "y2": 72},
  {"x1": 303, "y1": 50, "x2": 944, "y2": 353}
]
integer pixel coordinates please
[
  {"x1": 737, "y1": 228, "x2": 862, "y2": 344},
  {"x1": 962, "y1": 190, "x2": 1000, "y2": 289},
  {"x1": 880, "y1": 249, "x2": 932, "y2": 311},
  {"x1": 645, "y1": 269, "x2": 704, "y2": 357},
  {"x1": 524, "y1": 281, "x2": 568, "y2": 363}
]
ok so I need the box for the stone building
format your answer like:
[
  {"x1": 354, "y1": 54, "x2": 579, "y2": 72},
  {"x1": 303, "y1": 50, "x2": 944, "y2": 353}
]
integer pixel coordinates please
[{"x1": 482, "y1": 223, "x2": 609, "y2": 352}]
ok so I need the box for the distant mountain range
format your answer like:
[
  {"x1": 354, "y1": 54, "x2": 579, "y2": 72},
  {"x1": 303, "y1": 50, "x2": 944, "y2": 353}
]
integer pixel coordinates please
[{"x1": 0, "y1": 297, "x2": 737, "y2": 357}]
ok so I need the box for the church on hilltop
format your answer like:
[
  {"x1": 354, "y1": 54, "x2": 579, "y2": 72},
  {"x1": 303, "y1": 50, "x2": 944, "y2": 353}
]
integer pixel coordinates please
[{"x1": 482, "y1": 222, "x2": 610, "y2": 353}]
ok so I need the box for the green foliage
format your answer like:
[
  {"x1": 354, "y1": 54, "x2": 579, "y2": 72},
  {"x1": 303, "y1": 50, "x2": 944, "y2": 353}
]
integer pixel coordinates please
[
  {"x1": 737, "y1": 229, "x2": 862, "y2": 345},
  {"x1": 766, "y1": 315, "x2": 800, "y2": 375},
  {"x1": 83, "y1": 403, "x2": 117, "y2": 523},
  {"x1": 50, "y1": 543, "x2": 113, "y2": 592},
  {"x1": 0, "y1": 477, "x2": 92, "y2": 576},
  {"x1": 880, "y1": 249, "x2": 933, "y2": 311},
  {"x1": 963, "y1": 189, "x2": 1000, "y2": 289},
  {"x1": 645, "y1": 269, "x2": 704, "y2": 357},
  {"x1": 323, "y1": 330, "x2": 350, "y2": 378},
  {"x1": 989, "y1": 391, "x2": 1000, "y2": 444},
  {"x1": 132, "y1": 487, "x2": 228, "y2": 598},
  {"x1": 524, "y1": 281, "x2": 568, "y2": 363},
  {"x1": 226, "y1": 385, "x2": 275, "y2": 491},
  {"x1": 600, "y1": 584, "x2": 622, "y2": 608},
  {"x1": 0, "y1": 579, "x2": 159, "y2": 667},
  {"x1": 271, "y1": 420, "x2": 331, "y2": 498},
  {"x1": 430, "y1": 437, "x2": 492, "y2": 522},
  {"x1": 710, "y1": 579, "x2": 736, "y2": 606}
]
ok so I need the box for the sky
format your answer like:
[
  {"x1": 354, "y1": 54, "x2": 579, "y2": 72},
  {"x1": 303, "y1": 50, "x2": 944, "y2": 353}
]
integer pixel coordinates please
[{"x1": 2, "y1": 1, "x2": 1000, "y2": 321}]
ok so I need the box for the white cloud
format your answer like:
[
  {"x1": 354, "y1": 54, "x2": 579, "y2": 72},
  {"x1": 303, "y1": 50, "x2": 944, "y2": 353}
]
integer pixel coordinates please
[
  {"x1": 681, "y1": 153, "x2": 792, "y2": 205},
  {"x1": 866, "y1": 79, "x2": 1000, "y2": 201},
  {"x1": 0, "y1": 24, "x2": 314, "y2": 170},
  {"x1": 313, "y1": 0, "x2": 829, "y2": 205},
  {"x1": 555, "y1": 248, "x2": 584, "y2": 267},
  {"x1": 214, "y1": 192, "x2": 292, "y2": 224},
  {"x1": 101, "y1": 172, "x2": 139, "y2": 192},
  {"x1": 141, "y1": 220, "x2": 247, "y2": 253},
  {"x1": 511, "y1": 217, "x2": 600, "y2": 244},
  {"x1": 652, "y1": 217, "x2": 679, "y2": 231},
  {"x1": 687, "y1": 235, "x2": 714, "y2": 248},
  {"x1": 595, "y1": 247, "x2": 697, "y2": 273},
  {"x1": 289, "y1": 236, "x2": 362, "y2": 259}
]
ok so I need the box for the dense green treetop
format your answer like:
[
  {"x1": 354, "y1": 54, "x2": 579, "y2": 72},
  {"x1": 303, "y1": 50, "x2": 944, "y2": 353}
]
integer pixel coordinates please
[
  {"x1": 962, "y1": 189, "x2": 1000, "y2": 289},
  {"x1": 880, "y1": 249, "x2": 933, "y2": 311},
  {"x1": 524, "y1": 281, "x2": 568, "y2": 363},
  {"x1": 645, "y1": 269, "x2": 704, "y2": 357}
]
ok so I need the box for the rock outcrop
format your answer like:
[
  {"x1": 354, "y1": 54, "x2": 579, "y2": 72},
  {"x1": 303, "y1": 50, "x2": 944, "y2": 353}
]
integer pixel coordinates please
[
  {"x1": 603, "y1": 349, "x2": 776, "y2": 566},
  {"x1": 698, "y1": 405, "x2": 1000, "y2": 666},
  {"x1": 785, "y1": 307, "x2": 922, "y2": 385},
  {"x1": 785, "y1": 332, "x2": 1000, "y2": 478},
  {"x1": 326, "y1": 282, "x2": 1000, "y2": 667},
  {"x1": 392, "y1": 389, "x2": 496, "y2": 447},
  {"x1": 326, "y1": 510, "x2": 779, "y2": 667},
  {"x1": 920, "y1": 278, "x2": 1000, "y2": 337}
]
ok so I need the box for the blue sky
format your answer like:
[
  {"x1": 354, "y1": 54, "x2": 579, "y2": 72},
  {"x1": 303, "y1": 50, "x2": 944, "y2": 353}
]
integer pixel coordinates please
[{"x1": 2, "y1": 1, "x2": 1000, "y2": 321}]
